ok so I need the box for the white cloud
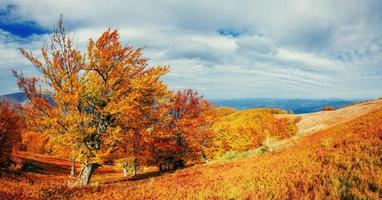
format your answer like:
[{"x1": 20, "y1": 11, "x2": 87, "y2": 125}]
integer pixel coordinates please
[
  {"x1": 276, "y1": 48, "x2": 343, "y2": 71},
  {"x1": 0, "y1": 0, "x2": 382, "y2": 99}
]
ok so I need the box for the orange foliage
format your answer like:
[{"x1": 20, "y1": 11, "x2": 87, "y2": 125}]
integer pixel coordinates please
[
  {"x1": 211, "y1": 108, "x2": 297, "y2": 157},
  {"x1": 213, "y1": 107, "x2": 237, "y2": 118},
  {"x1": 0, "y1": 100, "x2": 23, "y2": 167},
  {"x1": 322, "y1": 106, "x2": 335, "y2": 111},
  {"x1": 294, "y1": 116, "x2": 302, "y2": 123},
  {"x1": 13, "y1": 18, "x2": 169, "y2": 185},
  {"x1": 21, "y1": 132, "x2": 50, "y2": 154},
  {"x1": 151, "y1": 89, "x2": 214, "y2": 169}
]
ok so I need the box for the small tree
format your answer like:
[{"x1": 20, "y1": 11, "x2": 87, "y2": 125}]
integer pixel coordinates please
[
  {"x1": 153, "y1": 89, "x2": 214, "y2": 171},
  {"x1": 13, "y1": 17, "x2": 169, "y2": 185},
  {"x1": 0, "y1": 100, "x2": 23, "y2": 167}
]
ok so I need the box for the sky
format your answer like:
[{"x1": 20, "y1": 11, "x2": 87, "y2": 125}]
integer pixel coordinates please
[{"x1": 0, "y1": 0, "x2": 381, "y2": 99}]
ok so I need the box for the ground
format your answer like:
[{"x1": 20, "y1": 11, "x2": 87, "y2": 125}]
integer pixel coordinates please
[{"x1": 1, "y1": 99, "x2": 382, "y2": 199}]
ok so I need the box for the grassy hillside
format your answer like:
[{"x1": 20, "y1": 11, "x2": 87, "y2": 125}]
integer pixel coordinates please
[
  {"x1": 295, "y1": 98, "x2": 382, "y2": 136},
  {"x1": 1, "y1": 101, "x2": 382, "y2": 199},
  {"x1": 70, "y1": 106, "x2": 381, "y2": 199}
]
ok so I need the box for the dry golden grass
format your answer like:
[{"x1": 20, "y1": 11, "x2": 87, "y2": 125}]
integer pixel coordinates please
[
  {"x1": 68, "y1": 106, "x2": 380, "y2": 199},
  {"x1": 295, "y1": 98, "x2": 382, "y2": 136}
]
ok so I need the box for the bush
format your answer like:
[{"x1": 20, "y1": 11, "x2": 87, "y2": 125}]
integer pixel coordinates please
[
  {"x1": 220, "y1": 151, "x2": 238, "y2": 161},
  {"x1": 321, "y1": 106, "x2": 335, "y2": 111},
  {"x1": 294, "y1": 116, "x2": 302, "y2": 123},
  {"x1": 261, "y1": 136, "x2": 279, "y2": 153}
]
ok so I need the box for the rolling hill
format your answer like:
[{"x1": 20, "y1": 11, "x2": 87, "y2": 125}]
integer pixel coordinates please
[{"x1": 296, "y1": 98, "x2": 382, "y2": 136}]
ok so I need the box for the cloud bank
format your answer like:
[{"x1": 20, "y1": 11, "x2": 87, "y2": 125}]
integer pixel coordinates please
[{"x1": 1, "y1": 0, "x2": 382, "y2": 99}]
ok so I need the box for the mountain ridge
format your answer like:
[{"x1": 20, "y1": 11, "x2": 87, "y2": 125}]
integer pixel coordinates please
[
  {"x1": 211, "y1": 98, "x2": 364, "y2": 114},
  {"x1": 1, "y1": 92, "x2": 364, "y2": 114}
]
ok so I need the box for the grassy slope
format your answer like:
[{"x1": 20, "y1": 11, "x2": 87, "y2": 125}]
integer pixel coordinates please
[
  {"x1": 1, "y1": 100, "x2": 382, "y2": 199},
  {"x1": 295, "y1": 98, "x2": 382, "y2": 136},
  {"x1": 68, "y1": 106, "x2": 382, "y2": 199}
]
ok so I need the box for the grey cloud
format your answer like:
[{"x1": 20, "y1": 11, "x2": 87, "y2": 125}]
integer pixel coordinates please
[
  {"x1": 236, "y1": 35, "x2": 277, "y2": 55},
  {"x1": 0, "y1": 0, "x2": 382, "y2": 99},
  {"x1": 165, "y1": 40, "x2": 220, "y2": 62}
]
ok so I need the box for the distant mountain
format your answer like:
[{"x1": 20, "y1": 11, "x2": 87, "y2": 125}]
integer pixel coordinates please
[
  {"x1": 1, "y1": 92, "x2": 365, "y2": 114},
  {"x1": 0, "y1": 92, "x2": 54, "y2": 105},
  {"x1": 0, "y1": 92, "x2": 28, "y2": 104},
  {"x1": 211, "y1": 98, "x2": 365, "y2": 114}
]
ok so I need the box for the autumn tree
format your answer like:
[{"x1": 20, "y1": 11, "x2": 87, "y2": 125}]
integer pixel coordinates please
[
  {"x1": 0, "y1": 99, "x2": 23, "y2": 167},
  {"x1": 105, "y1": 64, "x2": 170, "y2": 177},
  {"x1": 152, "y1": 89, "x2": 214, "y2": 171},
  {"x1": 13, "y1": 17, "x2": 169, "y2": 185}
]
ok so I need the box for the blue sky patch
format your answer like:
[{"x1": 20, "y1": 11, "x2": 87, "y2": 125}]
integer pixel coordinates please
[
  {"x1": 0, "y1": 4, "x2": 48, "y2": 38},
  {"x1": 0, "y1": 21, "x2": 49, "y2": 38},
  {"x1": 217, "y1": 28, "x2": 242, "y2": 38}
]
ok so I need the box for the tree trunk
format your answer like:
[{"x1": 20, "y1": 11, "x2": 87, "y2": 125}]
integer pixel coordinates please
[
  {"x1": 123, "y1": 164, "x2": 129, "y2": 177},
  {"x1": 202, "y1": 151, "x2": 209, "y2": 163},
  {"x1": 70, "y1": 158, "x2": 76, "y2": 177},
  {"x1": 79, "y1": 163, "x2": 99, "y2": 185},
  {"x1": 132, "y1": 162, "x2": 137, "y2": 176}
]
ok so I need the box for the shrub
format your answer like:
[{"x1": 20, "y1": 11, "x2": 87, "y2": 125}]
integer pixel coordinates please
[
  {"x1": 321, "y1": 106, "x2": 335, "y2": 111},
  {"x1": 220, "y1": 151, "x2": 238, "y2": 161},
  {"x1": 294, "y1": 116, "x2": 302, "y2": 123},
  {"x1": 261, "y1": 135, "x2": 279, "y2": 153}
]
